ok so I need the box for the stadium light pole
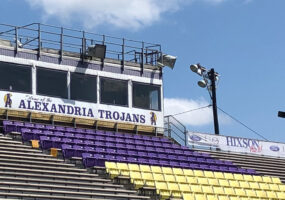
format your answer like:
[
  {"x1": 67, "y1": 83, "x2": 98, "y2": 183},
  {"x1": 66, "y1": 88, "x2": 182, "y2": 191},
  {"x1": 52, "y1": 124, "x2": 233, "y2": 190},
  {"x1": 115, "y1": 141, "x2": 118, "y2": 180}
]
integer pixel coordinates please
[{"x1": 190, "y1": 63, "x2": 220, "y2": 135}]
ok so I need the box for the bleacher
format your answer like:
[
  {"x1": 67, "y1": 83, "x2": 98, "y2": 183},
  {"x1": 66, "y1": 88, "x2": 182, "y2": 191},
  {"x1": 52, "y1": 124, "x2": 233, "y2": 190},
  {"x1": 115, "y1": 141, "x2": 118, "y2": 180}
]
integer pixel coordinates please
[{"x1": 2, "y1": 120, "x2": 285, "y2": 200}]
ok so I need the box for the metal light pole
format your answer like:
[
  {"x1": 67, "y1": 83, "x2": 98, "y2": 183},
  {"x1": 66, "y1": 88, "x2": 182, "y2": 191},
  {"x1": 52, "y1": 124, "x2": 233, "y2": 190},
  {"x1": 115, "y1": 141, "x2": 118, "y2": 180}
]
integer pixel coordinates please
[{"x1": 190, "y1": 64, "x2": 220, "y2": 135}]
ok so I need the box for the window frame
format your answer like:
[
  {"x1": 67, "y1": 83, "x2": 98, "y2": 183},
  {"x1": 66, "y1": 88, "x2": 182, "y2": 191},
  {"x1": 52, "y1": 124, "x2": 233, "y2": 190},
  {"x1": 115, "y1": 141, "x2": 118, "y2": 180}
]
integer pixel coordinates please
[
  {"x1": 99, "y1": 77, "x2": 129, "y2": 107},
  {"x1": 132, "y1": 81, "x2": 161, "y2": 111},
  {"x1": 70, "y1": 72, "x2": 97, "y2": 103},
  {"x1": 0, "y1": 61, "x2": 32, "y2": 94},
  {"x1": 36, "y1": 67, "x2": 68, "y2": 99}
]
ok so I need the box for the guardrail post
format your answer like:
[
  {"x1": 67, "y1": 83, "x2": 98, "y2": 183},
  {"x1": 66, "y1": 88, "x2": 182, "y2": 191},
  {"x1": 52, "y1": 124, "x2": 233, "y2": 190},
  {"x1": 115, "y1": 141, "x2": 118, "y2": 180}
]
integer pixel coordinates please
[
  {"x1": 15, "y1": 27, "x2": 18, "y2": 56},
  {"x1": 60, "y1": 27, "x2": 63, "y2": 63},
  {"x1": 121, "y1": 38, "x2": 125, "y2": 72},
  {"x1": 140, "y1": 42, "x2": 144, "y2": 75},
  {"x1": 38, "y1": 23, "x2": 41, "y2": 60},
  {"x1": 81, "y1": 31, "x2": 86, "y2": 63}
]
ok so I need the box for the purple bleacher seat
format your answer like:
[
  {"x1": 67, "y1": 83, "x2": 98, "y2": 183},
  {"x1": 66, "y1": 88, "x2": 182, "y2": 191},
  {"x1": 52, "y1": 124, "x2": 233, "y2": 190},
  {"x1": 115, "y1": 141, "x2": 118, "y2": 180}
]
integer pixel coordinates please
[
  {"x1": 21, "y1": 128, "x2": 33, "y2": 141},
  {"x1": 31, "y1": 129, "x2": 43, "y2": 140},
  {"x1": 85, "y1": 134, "x2": 95, "y2": 140},
  {"x1": 236, "y1": 168, "x2": 247, "y2": 174},
  {"x1": 95, "y1": 135, "x2": 105, "y2": 141},
  {"x1": 62, "y1": 138, "x2": 72, "y2": 144},
  {"x1": 14, "y1": 121, "x2": 24, "y2": 132},
  {"x1": 74, "y1": 133, "x2": 84, "y2": 139},
  {"x1": 62, "y1": 144, "x2": 74, "y2": 159},
  {"x1": 174, "y1": 149, "x2": 184, "y2": 155},
  {"x1": 160, "y1": 138, "x2": 170, "y2": 143},
  {"x1": 54, "y1": 131, "x2": 64, "y2": 137},
  {"x1": 74, "y1": 139, "x2": 84, "y2": 144},
  {"x1": 96, "y1": 130, "x2": 105, "y2": 136},
  {"x1": 66, "y1": 127, "x2": 75, "y2": 133},
  {"x1": 45, "y1": 125, "x2": 55, "y2": 130},
  {"x1": 224, "y1": 160, "x2": 234, "y2": 166},
  {"x1": 142, "y1": 135, "x2": 151, "y2": 141},
  {"x1": 116, "y1": 138, "x2": 125, "y2": 143},
  {"x1": 133, "y1": 135, "x2": 142, "y2": 140},
  {"x1": 125, "y1": 139, "x2": 135, "y2": 144},
  {"x1": 84, "y1": 140, "x2": 95, "y2": 145},
  {"x1": 206, "y1": 158, "x2": 215, "y2": 164},
  {"x1": 162, "y1": 143, "x2": 172, "y2": 148},
  {"x1": 35, "y1": 124, "x2": 45, "y2": 129},
  {"x1": 200, "y1": 164, "x2": 210, "y2": 170},
  {"x1": 42, "y1": 130, "x2": 53, "y2": 136},
  {"x1": 55, "y1": 126, "x2": 65, "y2": 131},
  {"x1": 178, "y1": 155, "x2": 187, "y2": 161},
  {"x1": 82, "y1": 153, "x2": 95, "y2": 168},
  {"x1": 137, "y1": 151, "x2": 147, "y2": 158},
  {"x1": 209, "y1": 165, "x2": 219, "y2": 171},
  {"x1": 172, "y1": 144, "x2": 181, "y2": 149},
  {"x1": 75, "y1": 128, "x2": 85, "y2": 133},
  {"x1": 136, "y1": 145, "x2": 146, "y2": 151},
  {"x1": 106, "y1": 154, "x2": 117, "y2": 162},
  {"x1": 189, "y1": 163, "x2": 199, "y2": 169},
  {"x1": 115, "y1": 143, "x2": 125, "y2": 149},
  {"x1": 95, "y1": 141, "x2": 104, "y2": 147},
  {"x1": 138, "y1": 158, "x2": 149, "y2": 165},
  {"x1": 86, "y1": 129, "x2": 96, "y2": 134},
  {"x1": 144, "y1": 141, "x2": 154, "y2": 146},
  {"x1": 149, "y1": 159, "x2": 159, "y2": 165},
  {"x1": 126, "y1": 144, "x2": 136, "y2": 150},
  {"x1": 168, "y1": 155, "x2": 177, "y2": 160},
  {"x1": 180, "y1": 162, "x2": 190, "y2": 168},
  {"x1": 219, "y1": 166, "x2": 230, "y2": 172},
  {"x1": 115, "y1": 132, "x2": 125, "y2": 138},
  {"x1": 188, "y1": 157, "x2": 197, "y2": 162},
  {"x1": 134, "y1": 140, "x2": 144, "y2": 145},
  {"x1": 160, "y1": 153, "x2": 168, "y2": 160},
  {"x1": 105, "y1": 131, "x2": 115, "y2": 137},
  {"x1": 106, "y1": 148, "x2": 116, "y2": 154},
  {"x1": 146, "y1": 146, "x2": 155, "y2": 152},
  {"x1": 170, "y1": 161, "x2": 180, "y2": 168},
  {"x1": 3, "y1": 120, "x2": 15, "y2": 133},
  {"x1": 147, "y1": 152, "x2": 157, "y2": 158},
  {"x1": 200, "y1": 152, "x2": 211, "y2": 158},
  {"x1": 105, "y1": 137, "x2": 116, "y2": 142},
  {"x1": 153, "y1": 142, "x2": 162, "y2": 147},
  {"x1": 73, "y1": 145, "x2": 84, "y2": 157},
  {"x1": 94, "y1": 154, "x2": 107, "y2": 166},
  {"x1": 117, "y1": 149, "x2": 127, "y2": 155},
  {"x1": 124, "y1": 133, "x2": 133, "y2": 139},
  {"x1": 95, "y1": 147, "x2": 105, "y2": 153},
  {"x1": 51, "y1": 137, "x2": 62, "y2": 148},
  {"x1": 197, "y1": 157, "x2": 207, "y2": 163},
  {"x1": 24, "y1": 122, "x2": 35, "y2": 128},
  {"x1": 151, "y1": 136, "x2": 160, "y2": 141},
  {"x1": 40, "y1": 136, "x2": 52, "y2": 149},
  {"x1": 105, "y1": 142, "x2": 115, "y2": 147},
  {"x1": 246, "y1": 169, "x2": 256, "y2": 174},
  {"x1": 128, "y1": 150, "x2": 138, "y2": 156},
  {"x1": 165, "y1": 148, "x2": 175, "y2": 154},
  {"x1": 116, "y1": 155, "x2": 127, "y2": 163},
  {"x1": 183, "y1": 150, "x2": 193, "y2": 156},
  {"x1": 64, "y1": 132, "x2": 74, "y2": 138},
  {"x1": 159, "y1": 160, "x2": 170, "y2": 167},
  {"x1": 127, "y1": 156, "x2": 138, "y2": 163},
  {"x1": 84, "y1": 146, "x2": 96, "y2": 153}
]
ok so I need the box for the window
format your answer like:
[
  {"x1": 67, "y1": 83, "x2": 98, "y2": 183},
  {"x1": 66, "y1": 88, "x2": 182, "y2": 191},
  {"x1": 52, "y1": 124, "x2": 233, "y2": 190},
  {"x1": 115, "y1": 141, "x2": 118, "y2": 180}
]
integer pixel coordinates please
[
  {"x1": 133, "y1": 83, "x2": 161, "y2": 111},
  {"x1": 0, "y1": 62, "x2": 31, "y2": 93},
  {"x1": 100, "y1": 78, "x2": 128, "y2": 106},
  {"x1": 71, "y1": 73, "x2": 97, "y2": 102},
  {"x1": 37, "y1": 67, "x2": 67, "y2": 99}
]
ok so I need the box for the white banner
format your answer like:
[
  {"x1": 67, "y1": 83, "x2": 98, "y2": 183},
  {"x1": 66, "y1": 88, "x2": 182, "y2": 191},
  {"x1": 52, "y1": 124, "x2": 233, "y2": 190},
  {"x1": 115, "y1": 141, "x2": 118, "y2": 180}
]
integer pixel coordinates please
[
  {"x1": 0, "y1": 91, "x2": 163, "y2": 127},
  {"x1": 187, "y1": 132, "x2": 285, "y2": 158}
]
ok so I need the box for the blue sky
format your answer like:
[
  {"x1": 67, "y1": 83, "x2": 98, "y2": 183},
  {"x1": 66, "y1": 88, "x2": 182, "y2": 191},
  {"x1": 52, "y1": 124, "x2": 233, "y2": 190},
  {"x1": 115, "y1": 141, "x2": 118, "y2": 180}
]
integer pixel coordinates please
[{"x1": 1, "y1": 0, "x2": 285, "y2": 142}]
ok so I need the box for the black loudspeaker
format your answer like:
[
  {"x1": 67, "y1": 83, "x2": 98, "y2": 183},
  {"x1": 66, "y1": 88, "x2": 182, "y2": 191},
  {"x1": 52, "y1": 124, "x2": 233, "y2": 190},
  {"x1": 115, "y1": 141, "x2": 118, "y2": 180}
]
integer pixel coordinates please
[
  {"x1": 88, "y1": 44, "x2": 106, "y2": 59},
  {"x1": 278, "y1": 111, "x2": 285, "y2": 118}
]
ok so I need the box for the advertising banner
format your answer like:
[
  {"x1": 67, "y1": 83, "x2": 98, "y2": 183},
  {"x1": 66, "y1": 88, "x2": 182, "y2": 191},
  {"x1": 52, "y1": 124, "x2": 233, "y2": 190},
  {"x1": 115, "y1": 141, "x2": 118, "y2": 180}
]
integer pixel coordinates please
[
  {"x1": 188, "y1": 131, "x2": 285, "y2": 158},
  {"x1": 0, "y1": 91, "x2": 163, "y2": 127}
]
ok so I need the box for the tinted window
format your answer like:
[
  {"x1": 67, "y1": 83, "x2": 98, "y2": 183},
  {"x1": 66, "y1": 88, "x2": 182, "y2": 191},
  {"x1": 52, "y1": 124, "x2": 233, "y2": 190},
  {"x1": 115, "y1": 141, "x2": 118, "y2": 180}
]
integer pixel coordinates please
[
  {"x1": 0, "y1": 62, "x2": 31, "y2": 93},
  {"x1": 100, "y1": 78, "x2": 128, "y2": 106},
  {"x1": 37, "y1": 68, "x2": 67, "y2": 99},
  {"x1": 71, "y1": 73, "x2": 97, "y2": 102},
  {"x1": 133, "y1": 83, "x2": 161, "y2": 111}
]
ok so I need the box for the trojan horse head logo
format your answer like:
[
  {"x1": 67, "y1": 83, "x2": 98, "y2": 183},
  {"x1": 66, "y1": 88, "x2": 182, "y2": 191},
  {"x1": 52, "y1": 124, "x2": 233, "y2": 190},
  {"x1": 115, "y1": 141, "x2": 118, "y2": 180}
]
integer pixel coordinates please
[
  {"x1": 150, "y1": 112, "x2": 157, "y2": 125},
  {"x1": 4, "y1": 93, "x2": 12, "y2": 108}
]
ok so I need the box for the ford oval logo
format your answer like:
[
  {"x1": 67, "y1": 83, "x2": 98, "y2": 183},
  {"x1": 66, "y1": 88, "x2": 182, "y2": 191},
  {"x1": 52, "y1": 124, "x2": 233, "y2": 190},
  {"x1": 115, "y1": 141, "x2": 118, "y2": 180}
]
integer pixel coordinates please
[
  {"x1": 190, "y1": 135, "x2": 201, "y2": 142},
  {"x1": 270, "y1": 145, "x2": 280, "y2": 152}
]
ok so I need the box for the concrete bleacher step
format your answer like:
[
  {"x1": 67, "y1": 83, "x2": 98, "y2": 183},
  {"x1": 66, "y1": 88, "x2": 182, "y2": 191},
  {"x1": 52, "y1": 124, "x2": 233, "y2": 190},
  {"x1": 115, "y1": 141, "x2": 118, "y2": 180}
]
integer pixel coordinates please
[
  {"x1": 0, "y1": 134, "x2": 150, "y2": 200},
  {"x1": 0, "y1": 186, "x2": 150, "y2": 200}
]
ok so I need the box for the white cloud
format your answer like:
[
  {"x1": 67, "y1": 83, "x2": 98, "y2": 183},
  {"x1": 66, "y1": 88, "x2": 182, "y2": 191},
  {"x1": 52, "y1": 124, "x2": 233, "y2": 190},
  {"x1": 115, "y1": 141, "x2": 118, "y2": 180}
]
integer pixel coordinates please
[
  {"x1": 25, "y1": 0, "x2": 228, "y2": 30},
  {"x1": 164, "y1": 97, "x2": 231, "y2": 126}
]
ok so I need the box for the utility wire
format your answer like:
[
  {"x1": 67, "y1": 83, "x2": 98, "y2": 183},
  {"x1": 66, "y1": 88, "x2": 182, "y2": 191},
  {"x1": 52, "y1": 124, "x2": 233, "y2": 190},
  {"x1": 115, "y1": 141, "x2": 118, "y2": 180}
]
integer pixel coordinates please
[
  {"x1": 217, "y1": 106, "x2": 268, "y2": 141},
  {"x1": 171, "y1": 105, "x2": 211, "y2": 116}
]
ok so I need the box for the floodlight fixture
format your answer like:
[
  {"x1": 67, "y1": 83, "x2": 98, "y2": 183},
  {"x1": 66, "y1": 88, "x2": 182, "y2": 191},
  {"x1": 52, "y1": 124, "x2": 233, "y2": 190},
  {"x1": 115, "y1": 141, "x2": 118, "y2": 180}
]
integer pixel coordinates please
[{"x1": 198, "y1": 79, "x2": 208, "y2": 88}]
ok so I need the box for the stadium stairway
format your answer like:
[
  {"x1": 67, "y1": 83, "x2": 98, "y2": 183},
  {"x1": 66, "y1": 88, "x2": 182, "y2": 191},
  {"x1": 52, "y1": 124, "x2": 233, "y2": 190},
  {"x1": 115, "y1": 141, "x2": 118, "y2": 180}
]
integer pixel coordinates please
[
  {"x1": 196, "y1": 148, "x2": 285, "y2": 183},
  {"x1": 0, "y1": 133, "x2": 150, "y2": 200}
]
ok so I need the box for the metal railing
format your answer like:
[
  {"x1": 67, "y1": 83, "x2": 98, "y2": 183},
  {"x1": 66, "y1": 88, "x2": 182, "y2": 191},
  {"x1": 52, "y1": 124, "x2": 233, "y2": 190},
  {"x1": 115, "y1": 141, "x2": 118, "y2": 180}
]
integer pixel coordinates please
[
  {"x1": 0, "y1": 23, "x2": 162, "y2": 67},
  {"x1": 164, "y1": 115, "x2": 187, "y2": 146}
]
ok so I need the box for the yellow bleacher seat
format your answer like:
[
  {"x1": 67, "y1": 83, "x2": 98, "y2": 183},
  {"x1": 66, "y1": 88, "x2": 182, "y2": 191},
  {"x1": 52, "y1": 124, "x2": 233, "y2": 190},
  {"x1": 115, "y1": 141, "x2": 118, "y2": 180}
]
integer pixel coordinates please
[
  {"x1": 183, "y1": 169, "x2": 194, "y2": 176},
  {"x1": 266, "y1": 191, "x2": 277, "y2": 199},
  {"x1": 130, "y1": 171, "x2": 143, "y2": 186},
  {"x1": 234, "y1": 188, "x2": 246, "y2": 196},
  {"x1": 243, "y1": 174, "x2": 254, "y2": 182},
  {"x1": 255, "y1": 190, "x2": 268, "y2": 199},
  {"x1": 31, "y1": 140, "x2": 39, "y2": 148},
  {"x1": 249, "y1": 181, "x2": 260, "y2": 189},
  {"x1": 214, "y1": 172, "x2": 225, "y2": 179},
  {"x1": 223, "y1": 187, "x2": 235, "y2": 196},
  {"x1": 277, "y1": 191, "x2": 285, "y2": 200},
  {"x1": 207, "y1": 194, "x2": 218, "y2": 200},
  {"x1": 173, "y1": 167, "x2": 184, "y2": 175},
  {"x1": 164, "y1": 174, "x2": 176, "y2": 183},
  {"x1": 219, "y1": 179, "x2": 230, "y2": 187},
  {"x1": 105, "y1": 162, "x2": 117, "y2": 171},
  {"x1": 197, "y1": 177, "x2": 209, "y2": 185},
  {"x1": 202, "y1": 185, "x2": 214, "y2": 194},
  {"x1": 175, "y1": 175, "x2": 187, "y2": 183},
  {"x1": 107, "y1": 168, "x2": 120, "y2": 179},
  {"x1": 224, "y1": 173, "x2": 234, "y2": 180},
  {"x1": 167, "y1": 182, "x2": 182, "y2": 198},
  {"x1": 204, "y1": 170, "x2": 215, "y2": 178},
  {"x1": 141, "y1": 172, "x2": 153, "y2": 181},
  {"x1": 162, "y1": 167, "x2": 173, "y2": 174},
  {"x1": 179, "y1": 183, "x2": 190, "y2": 192},
  {"x1": 128, "y1": 163, "x2": 140, "y2": 171},
  {"x1": 279, "y1": 184, "x2": 285, "y2": 191},
  {"x1": 186, "y1": 176, "x2": 198, "y2": 184},
  {"x1": 155, "y1": 181, "x2": 171, "y2": 199},
  {"x1": 117, "y1": 162, "x2": 130, "y2": 176},
  {"x1": 228, "y1": 196, "x2": 239, "y2": 200},
  {"x1": 233, "y1": 173, "x2": 244, "y2": 181},
  {"x1": 239, "y1": 180, "x2": 250, "y2": 188},
  {"x1": 244, "y1": 189, "x2": 256, "y2": 197},
  {"x1": 240, "y1": 197, "x2": 250, "y2": 200},
  {"x1": 50, "y1": 148, "x2": 58, "y2": 157},
  {"x1": 150, "y1": 165, "x2": 162, "y2": 174},
  {"x1": 271, "y1": 177, "x2": 281, "y2": 184},
  {"x1": 105, "y1": 162, "x2": 120, "y2": 178},
  {"x1": 229, "y1": 180, "x2": 240, "y2": 188},
  {"x1": 218, "y1": 195, "x2": 230, "y2": 200},
  {"x1": 140, "y1": 165, "x2": 151, "y2": 172},
  {"x1": 194, "y1": 193, "x2": 207, "y2": 200},
  {"x1": 269, "y1": 183, "x2": 280, "y2": 191},
  {"x1": 252, "y1": 175, "x2": 263, "y2": 182},
  {"x1": 262, "y1": 176, "x2": 272, "y2": 183},
  {"x1": 190, "y1": 184, "x2": 202, "y2": 193},
  {"x1": 182, "y1": 192, "x2": 195, "y2": 200},
  {"x1": 208, "y1": 178, "x2": 220, "y2": 186},
  {"x1": 153, "y1": 173, "x2": 165, "y2": 181},
  {"x1": 193, "y1": 170, "x2": 204, "y2": 177},
  {"x1": 259, "y1": 182, "x2": 270, "y2": 190},
  {"x1": 213, "y1": 186, "x2": 225, "y2": 195}
]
